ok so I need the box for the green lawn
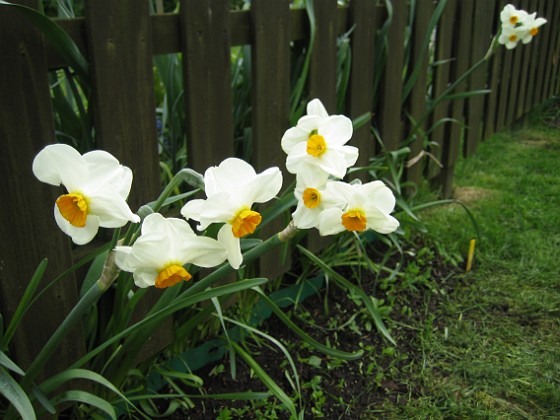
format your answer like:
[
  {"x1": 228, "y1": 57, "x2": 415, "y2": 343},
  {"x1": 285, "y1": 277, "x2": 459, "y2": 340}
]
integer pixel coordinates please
[{"x1": 385, "y1": 103, "x2": 560, "y2": 418}]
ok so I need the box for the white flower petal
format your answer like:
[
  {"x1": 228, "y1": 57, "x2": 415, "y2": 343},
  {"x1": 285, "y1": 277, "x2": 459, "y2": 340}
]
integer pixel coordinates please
[
  {"x1": 205, "y1": 158, "x2": 256, "y2": 197},
  {"x1": 83, "y1": 150, "x2": 134, "y2": 199},
  {"x1": 241, "y1": 166, "x2": 283, "y2": 204},
  {"x1": 54, "y1": 206, "x2": 100, "y2": 245},
  {"x1": 362, "y1": 181, "x2": 396, "y2": 214},
  {"x1": 365, "y1": 207, "x2": 400, "y2": 234},
  {"x1": 318, "y1": 207, "x2": 345, "y2": 236},
  {"x1": 297, "y1": 115, "x2": 324, "y2": 133},
  {"x1": 179, "y1": 236, "x2": 227, "y2": 268},
  {"x1": 318, "y1": 115, "x2": 353, "y2": 145},
  {"x1": 317, "y1": 150, "x2": 351, "y2": 179},
  {"x1": 217, "y1": 224, "x2": 243, "y2": 269},
  {"x1": 180, "y1": 199, "x2": 206, "y2": 222},
  {"x1": 133, "y1": 267, "x2": 157, "y2": 288},
  {"x1": 292, "y1": 201, "x2": 321, "y2": 229},
  {"x1": 87, "y1": 188, "x2": 140, "y2": 227},
  {"x1": 306, "y1": 98, "x2": 329, "y2": 118},
  {"x1": 32, "y1": 144, "x2": 88, "y2": 191},
  {"x1": 281, "y1": 126, "x2": 309, "y2": 154},
  {"x1": 114, "y1": 246, "x2": 134, "y2": 271}
]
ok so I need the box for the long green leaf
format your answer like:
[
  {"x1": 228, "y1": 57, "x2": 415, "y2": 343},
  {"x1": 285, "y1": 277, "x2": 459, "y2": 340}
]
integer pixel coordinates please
[
  {"x1": 252, "y1": 287, "x2": 365, "y2": 361},
  {"x1": 2, "y1": 259, "x2": 48, "y2": 350},
  {"x1": 39, "y1": 368, "x2": 133, "y2": 408},
  {"x1": 232, "y1": 342, "x2": 298, "y2": 418},
  {"x1": 297, "y1": 245, "x2": 396, "y2": 345},
  {"x1": 0, "y1": 350, "x2": 25, "y2": 376},
  {"x1": 0, "y1": 1, "x2": 89, "y2": 79},
  {"x1": 0, "y1": 366, "x2": 36, "y2": 420},
  {"x1": 68, "y1": 278, "x2": 269, "y2": 371},
  {"x1": 51, "y1": 390, "x2": 116, "y2": 420}
]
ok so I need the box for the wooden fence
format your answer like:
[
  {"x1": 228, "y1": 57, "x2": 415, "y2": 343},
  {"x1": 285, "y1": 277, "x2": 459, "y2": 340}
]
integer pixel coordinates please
[{"x1": 1, "y1": 0, "x2": 559, "y2": 373}]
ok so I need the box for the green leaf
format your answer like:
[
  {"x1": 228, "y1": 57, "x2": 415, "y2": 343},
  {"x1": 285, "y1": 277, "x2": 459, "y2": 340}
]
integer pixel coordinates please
[
  {"x1": 232, "y1": 342, "x2": 298, "y2": 418},
  {"x1": 297, "y1": 245, "x2": 396, "y2": 345},
  {"x1": 0, "y1": 350, "x2": 25, "y2": 376},
  {"x1": 51, "y1": 390, "x2": 116, "y2": 420},
  {"x1": 39, "y1": 368, "x2": 133, "y2": 409},
  {"x1": 0, "y1": 366, "x2": 36, "y2": 420},
  {"x1": 2, "y1": 259, "x2": 48, "y2": 349},
  {"x1": 0, "y1": 1, "x2": 89, "y2": 79},
  {"x1": 252, "y1": 288, "x2": 364, "y2": 361}
]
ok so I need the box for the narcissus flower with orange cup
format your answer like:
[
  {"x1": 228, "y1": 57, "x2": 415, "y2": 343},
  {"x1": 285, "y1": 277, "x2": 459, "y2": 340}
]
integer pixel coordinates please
[
  {"x1": 292, "y1": 167, "x2": 345, "y2": 229},
  {"x1": 519, "y1": 13, "x2": 547, "y2": 44},
  {"x1": 317, "y1": 180, "x2": 399, "y2": 236},
  {"x1": 32, "y1": 143, "x2": 140, "y2": 245},
  {"x1": 181, "y1": 158, "x2": 283, "y2": 269},
  {"x1": 281, "y1": 98, "x2": 358, "y2": 179},
  {"x1": 114, "y1": 213, "x2": 227, "y2": 288}
]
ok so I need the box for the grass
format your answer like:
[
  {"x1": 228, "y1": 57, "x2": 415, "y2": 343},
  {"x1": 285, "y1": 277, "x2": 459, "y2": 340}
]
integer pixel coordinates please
[{"x1": 380, "y1": 103, "x2": 560, "y2": 418}]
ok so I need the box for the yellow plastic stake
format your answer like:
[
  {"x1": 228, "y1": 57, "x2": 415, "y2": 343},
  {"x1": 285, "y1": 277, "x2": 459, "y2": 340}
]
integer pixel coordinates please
[{"x1": 466, "y1": 239, "x2": 476, "y2": 272}]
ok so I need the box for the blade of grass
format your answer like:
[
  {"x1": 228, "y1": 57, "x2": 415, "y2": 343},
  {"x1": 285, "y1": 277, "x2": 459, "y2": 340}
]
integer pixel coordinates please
[
  {"x1": 297, "y1": 245, "x2": 396, "y2": 345},
  {"x1": 0, "y1": 366, "x2": 36, "y2": 420}
]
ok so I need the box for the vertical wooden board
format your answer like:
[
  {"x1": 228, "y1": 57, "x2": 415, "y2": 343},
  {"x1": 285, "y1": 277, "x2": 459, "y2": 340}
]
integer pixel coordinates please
[
  {"x1": 505, "y1": 25, "x2": 526, "y2": 126},
  {"x1": 532, "y1": 0, "x2": 552, "y2": 106},
  {"x1": 524, "y1": 0, "x2": 543, "y2": 112},
  {"x1": 515, "y1": 0, "x2": 533, "y2": 120},
  {"x1": 464, "y1": 0, "x2": 495, "y2": 157},
  {"x1": 84, "y1": 0, "x2": 171, "y2": 359},
  {"x1": 483, "y1": 44, "x2": 503, "y2": 140},
  {"x1": 180, "y1": 0, "x2": 234, "y2": 173},
  {"x1": 84, "y1": 0, "x2": 160, "y2": 210},
  {"x1": 495, "y1": 48, "x2": 513, "y2": 132},
  {"x1": 403, "y1": 0, "x2": 433, "y2": 188},
  {"x1": 378, "y1": 1, "x2": 407, "y2": 152},
  {"x1": 309, "y1": 0, "x2": 338, "y2": 112},
  {"x1": 251, "y1": 0, "x2": 291, "y2": 171},
  {"x1": 0, "y1": 0, "x2": 83, "y2": 375},
  {"x1": 437, "y1": 0, "x2": 474, "y2": 197},
  {"x1": 545, "y1": 0, "x2": 560, "y2": 98},
  {"x1": 427, "y1": 0, "x2": 455, "y2": 179},
  {"x1": 251, "y1": 0, "x2": 291, "y2": 279},
  {"x1": 347, "y1": 0, "x2": 379, "y2": 177}
]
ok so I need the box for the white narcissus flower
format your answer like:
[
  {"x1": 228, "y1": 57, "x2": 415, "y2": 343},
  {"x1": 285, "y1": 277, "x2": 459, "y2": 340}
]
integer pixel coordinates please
[
  {"x1": 318, "y1": 180, "x2": 399, "y2": 236},
  {"x1": 181, "y1": 158, "x2": 283, "y2": 269},
  {"x1": 520, "y1": 13, "x2": 547, "y2": 44},
  {"x1": 32, "y1": 143, "x2": 140, "y2": 245},
  {"x1": 292, "y1": 167, "x2": 345, "y2": 229},
  {"x1": 115, "y1": 213, "x2": 227, "y2": 288},
  {"x1": 281, "y1": 98, "x2": 358, "y2": 179},
  {"x1": 500, "y1": 4, "x2": 528, "y2": 28},
  {"x1": 499, "y1": 25, "x2": 525, "y2": 49}
]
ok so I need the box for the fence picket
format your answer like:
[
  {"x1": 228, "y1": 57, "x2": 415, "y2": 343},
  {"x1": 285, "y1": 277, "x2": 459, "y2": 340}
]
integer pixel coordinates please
[
  {"x1": 180, "y1": 0, "x2": 234, "y2": 173},
  {"x1": 427, "y1": 0, "x2": 456, "y2": 180},
  {"x1": 347, "y1": 0, "x2": 380, "y2": 177},
  {"x1": 0, "y1": 0, "x2": 84, "y2": 376}
]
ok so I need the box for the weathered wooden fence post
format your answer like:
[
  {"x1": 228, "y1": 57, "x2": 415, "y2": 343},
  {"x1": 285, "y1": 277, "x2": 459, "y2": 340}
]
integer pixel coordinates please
[{"x1": 0, "y1": 0, "x2": 84, "y2": 375}]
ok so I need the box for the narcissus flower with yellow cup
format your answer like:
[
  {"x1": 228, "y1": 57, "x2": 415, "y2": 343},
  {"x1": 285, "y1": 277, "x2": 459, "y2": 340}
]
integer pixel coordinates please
[
  {"x1": 281, "y1": 98, "x2": 358, "y2": 179},
  {"x1": 317, "y1": 180, "x2": 399, "y2": 236},
  {"x1": 292, "y1": 167, "x2": 345, "y2": 230},
  {"x1": 520, "y1": 13, "x2": 547, "y2": 44},
  {"x1": 500, "y1": 4, "x2": 528, "y2": 28},
  {"x1": 32, "y1": 143, "x2": 140, "y2": 245},
  {"x1": 114, "y1": 213, "x2": 227, "y2": 288},
  {"x1": 181, "y1": 158, "x2": 282, "y2": 269},
  {"x1": 498, "y1": 25, "x2": 525, "y2": 49}
]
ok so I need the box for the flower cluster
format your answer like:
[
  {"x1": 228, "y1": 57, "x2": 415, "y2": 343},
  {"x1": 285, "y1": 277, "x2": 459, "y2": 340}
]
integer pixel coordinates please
[
  {"x1": 498, "y1": 4, "x2": 547, "y2": 49},
  {"x1": 34, "y1": 99, "x2": 399, "y2": 289},
  {"x1": 281, "y1": 99, "x2": 399, "y2": 236}
]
